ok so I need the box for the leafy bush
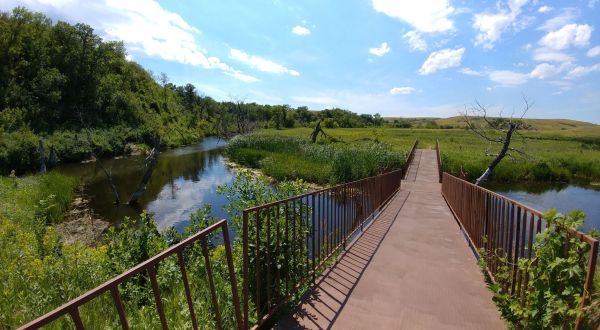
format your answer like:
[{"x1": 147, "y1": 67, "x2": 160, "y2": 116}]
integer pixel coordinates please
[{"x1": 484, "y1": 209, "x2": 596, "y2": 329}]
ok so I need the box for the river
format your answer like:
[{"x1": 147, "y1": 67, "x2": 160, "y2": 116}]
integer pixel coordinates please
[
  {"x1": 487, "y1": 182, "x2": 600, "y2": 233},
  {"x1": 56, "y1": 138, "x2": 600, "y2": 234},
  {"x1": 56, "y1": 137, "x2": 235, "y2": 232}
]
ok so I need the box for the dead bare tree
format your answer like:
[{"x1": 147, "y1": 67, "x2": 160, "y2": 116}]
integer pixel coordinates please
[
  {"x1": 37, "y1": 138, "x2": 46, "y2": 173},
  {"x1": 128, "y1": 135, "x2": 160, "y2": 205},
  {"x1": 462, "y1": 98, "x2": 532, "y2": 186},
  {"x1": 78, "y1": 112, "x2": 121, "y2": 204},
  {"x1": 309, "y1": 120, "x2": 341, "y2": 143}
]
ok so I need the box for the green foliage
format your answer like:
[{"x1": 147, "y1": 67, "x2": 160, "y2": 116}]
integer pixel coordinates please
[
  {"x1": 484, "y1": 209, "x2": 594, "y2": 329},
  {"x1": 225, "y1": 134, "x2": 405, "y2": 184}
]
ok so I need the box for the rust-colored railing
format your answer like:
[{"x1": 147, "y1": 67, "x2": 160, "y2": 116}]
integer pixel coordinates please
[
  {"x1": 18, "y1": 220, "x2": 243, "y2": 330},
  {"x1": 241, "y1": 169, "x2": 404, "y2": 328},
  {"x1": 435, "y1": 140, "x2": 442, "y2": 183},
  {"x1": 441, "y1": 173, "x2": 598, "y2": 328},
  {"x1": 403, "y1": 139, "x2": 419, "y2": 179}
]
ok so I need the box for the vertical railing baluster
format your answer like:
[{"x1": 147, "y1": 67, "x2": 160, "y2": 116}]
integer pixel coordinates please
[
  {"x1": 177, "y1": 251, "x2": 198, "y2": 330},
  {"x1": 110, "y1": 286, "x2": 129, "y2": 330},
  {"x1": 148, "y1": 265, "x2": 168, "y2": 330},
  {"x1": 201, "y1": 239, "x2": 222, "y2": 330}
]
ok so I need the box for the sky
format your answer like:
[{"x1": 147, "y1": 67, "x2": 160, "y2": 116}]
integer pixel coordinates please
[{"x1": 2, "y1": 0, "x2": 600, "y2": 123}]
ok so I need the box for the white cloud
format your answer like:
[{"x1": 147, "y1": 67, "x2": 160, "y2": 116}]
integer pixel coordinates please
[
  {"x1": 369, "y1": 42, "x2": 391, "y2": 56},
  {"x1": 472, "y1": 0, "x2": 530, "y2": 48},
  {"x1": 532, "y1": 48, "x2": 575, "y2": 62},
  {"x1": 539, "y1": 24, "x2": 593, "y2": 50},
  {"x1": 460, "y1": 67, "x2": 482, "y2": 76},
  {"x1": 291, "y1": 25, "x2": 311, "y2": 36},
  {"x1": 538, "y1": 5, "x2": 552, "y2": 13},
  {"x1": 565, "y1": 64, "x2": 600, "y2": 79},
  {"x1": 371, "y1": 0, "x2": 455, "y2": 33},
  {"x1": 537, "y1": 9, "x2": 577, "y2": 31},
  {"x1": 403, "y1": 31, "x2": 427, "y2": 51},
  {"x1": 4, "y1": 0, "x2": 258, "y2": 82},
  {"x1": 419, "y1": 47, "x2": 465, "y2": 75},
  {"x1": 488, "y1": 70, "x2": 529, "y2": 85},
  {"x1": 390, "y1": 86, "x2": 416, "y2": 95},
  {"x1": 529, "y1": 63, "x2": 559, "y2": 79},
  {"x1": 587, "y1": 46, "x2": 600, "y2": 57},
  {"x1": 229, "y1": 49, "x2": 299, "y2": 76},
  {"x1": 590, "y1": 0, "x2": 599, "y2": 8}
]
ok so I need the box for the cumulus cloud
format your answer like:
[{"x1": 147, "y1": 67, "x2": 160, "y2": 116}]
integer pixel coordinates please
[
  {"x1": 390, "y1": 87, "x2": 416, "y2": 95},
  {"x1": 488, "y1": 70, "x2": 529, "y2": 85},
  {"x1": 291, "y1": 25, "x2": 311, "y2": 36},
  {"x1": 529, "y1": 63, "x2": 559, "y2": 79},
  {"x1": 587, "y1": 46, "x2": 600, "y2": 57},
  {"x1": 459, "y1": 68, "x2": 482, "y2": 76},
  {"x1": 538, "y1": 5, "x2": 552, "y2": 13},
  {"x1": 403, "y1": 31, "x2": 427, "y2": 51},
  {"x1": 371, "y1": 0, "x2": 455, "y2": 33},
  {"x1": 229, "y1": 49, "x2": 299, "y2": 76},
  {"x1": 537, "y1": 9, "x2": 577, "y2": 31},
  {"x1": 419, "y1": 47, "x2": 465, "y2": 75},
  {"x1": 2, "y1": 0, "x2": 258, "y2": 82},
  {"x1": 369, "y1": 42, "x2": 391, "y2": 56},
  {"x1": 472, "y1": 0, "x2": 530, "y2": 48},
  {"x1": 538, "y1": 24, "x2": 593, "y2": 50},
  {"x1": 565, "y1": 64, "x2": 600, "y2": 79}
]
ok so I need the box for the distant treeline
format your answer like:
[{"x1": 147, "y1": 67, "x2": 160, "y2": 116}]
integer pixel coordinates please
[{"x1": 0, "y1": 7, "x2": 384, "y2": 174}]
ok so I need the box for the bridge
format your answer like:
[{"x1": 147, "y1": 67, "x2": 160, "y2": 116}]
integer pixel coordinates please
[
  {"x1": 19, "y1": 142, "x2": 598, "y2": 330},
  {"x1": 276, "y1": 149, "x2": 504, "y2": 329}
]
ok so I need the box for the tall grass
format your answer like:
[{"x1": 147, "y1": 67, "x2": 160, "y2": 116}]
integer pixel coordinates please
[
  {"x1": 255, "y1": 127, "x2": 600, "y2": 183},
  {"x1": 225, "y1": 134, "x2": 406, "y2": 184}
]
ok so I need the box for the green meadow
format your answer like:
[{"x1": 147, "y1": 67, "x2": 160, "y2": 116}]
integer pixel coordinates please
[{"x1": 229, "y1": 123, "x2": 600, "y2": 184}]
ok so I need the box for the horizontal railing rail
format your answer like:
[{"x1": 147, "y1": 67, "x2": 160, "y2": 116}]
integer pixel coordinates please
[
  {"x1": 242, "y1": 168, "x2": 404, "y2": 328},
  {"x1": 18, "y1": 220, "x2": 243, "y2": 330},
  {"x1": 441, "y1": 173, "x2": 598, "y2": 329}
]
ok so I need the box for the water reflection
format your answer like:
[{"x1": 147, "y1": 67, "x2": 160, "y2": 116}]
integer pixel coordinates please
[
  {"x1": 57, "y1": 138, "x2": 235, "y2": 231},
  {"x1": 486, "y1": 182, "x2": 600, "y2": 232}
]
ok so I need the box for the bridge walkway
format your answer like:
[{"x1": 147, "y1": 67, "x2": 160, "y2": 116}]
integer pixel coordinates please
[{"x1": 276, "y1": 149, "x2": 505, "y2": 329}]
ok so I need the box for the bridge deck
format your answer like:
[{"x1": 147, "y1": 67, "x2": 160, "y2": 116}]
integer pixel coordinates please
[{"x1": 276, "y1": 149, "x2": 505, "y2": 329}]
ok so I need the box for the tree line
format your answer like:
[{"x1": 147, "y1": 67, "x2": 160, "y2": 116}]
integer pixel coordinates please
[{"x1": 0, "y1": 7, "x2": 384, "y2": 175}]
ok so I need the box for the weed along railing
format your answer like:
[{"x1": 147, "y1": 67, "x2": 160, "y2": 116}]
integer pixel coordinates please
[
  {"x1": 441, "y1": 173, "x2": 598, "y2": 328},
  {"x1": 241, "y1": 168, "x2": 404, "y2": 328},
  {"x1": 18, "y1": 220, "x2": 243, "y2": 330}
]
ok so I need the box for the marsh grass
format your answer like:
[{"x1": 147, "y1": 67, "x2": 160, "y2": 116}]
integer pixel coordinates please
[
  {"x1": 225, "y1": 134, "x2": 406, "y2": 184},
  {"x1": 256, "y1": 127, "x2": 600, "y2": 183}
]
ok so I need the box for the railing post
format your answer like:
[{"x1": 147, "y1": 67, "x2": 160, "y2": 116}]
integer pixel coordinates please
[
  {"x1": 311, "y1": 193, "x2": 316, "y2": 285},
  {"x1": 242, "y1": 212, "x2": 249, "y2": 330}
]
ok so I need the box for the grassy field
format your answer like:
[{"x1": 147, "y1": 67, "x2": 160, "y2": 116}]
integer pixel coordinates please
[{"x1": 246, "y1": 123, "x2": 600, "y2": 184}]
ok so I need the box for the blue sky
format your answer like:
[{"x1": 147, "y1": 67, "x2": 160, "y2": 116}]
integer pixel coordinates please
[{"x1": 3, "y1": 0, "x2": 600, "y2": 122}]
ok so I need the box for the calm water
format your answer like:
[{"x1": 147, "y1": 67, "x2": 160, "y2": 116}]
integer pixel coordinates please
[
  {"x1": 486, "y1": 182, "x2": 600, "y2": 232},
  {"x1": 57, "y1": 138, "x2": 235, "y2": 231}
]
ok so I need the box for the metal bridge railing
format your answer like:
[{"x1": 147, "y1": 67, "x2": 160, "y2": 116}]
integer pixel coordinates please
[
  {"x1": 18, "y1": 220, "x2": 243, "y2": 330},
  {"x1": 241, "y1": 141, "x2": 417, "y2": 328},
  {"x1": 441, "y1": 172, "x2": 598, "y2": 329}
]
